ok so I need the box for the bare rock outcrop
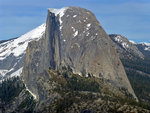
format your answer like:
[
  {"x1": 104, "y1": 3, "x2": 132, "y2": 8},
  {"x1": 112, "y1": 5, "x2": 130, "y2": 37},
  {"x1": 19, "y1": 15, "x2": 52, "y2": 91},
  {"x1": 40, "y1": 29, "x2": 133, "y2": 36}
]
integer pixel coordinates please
[{"x1": 22, "y1": 7, "x2": 137, "y2": 101}]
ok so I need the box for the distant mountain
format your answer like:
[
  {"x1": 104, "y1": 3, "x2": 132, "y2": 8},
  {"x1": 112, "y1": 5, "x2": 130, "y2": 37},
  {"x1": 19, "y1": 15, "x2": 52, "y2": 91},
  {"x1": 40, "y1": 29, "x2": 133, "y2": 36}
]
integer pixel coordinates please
[
  {"x1": 0, "y1": 24, "x2": 46, "y2": 80},
  {"x1": 109, "y1": 34, "x2": 150, "y2": 59},
  {"x1": 137, "y1": 42, "x2": 150, "y2": 58},
  {"x1": 109, "y1": 34, "x2": 144, "y2": 59},
  {"x1": 109, "y1": 34, "x2": 150, "y2": 104}
]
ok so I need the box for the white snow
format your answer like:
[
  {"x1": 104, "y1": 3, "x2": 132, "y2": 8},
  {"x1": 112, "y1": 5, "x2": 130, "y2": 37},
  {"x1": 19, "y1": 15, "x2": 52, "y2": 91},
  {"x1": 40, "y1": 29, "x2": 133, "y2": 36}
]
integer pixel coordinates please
[
  {"x1": 72, "y1": 27, "x2": 76, "y2": 32},
  {"x1": 87, "y1": 23, "x2": 91, "y2": 27},
  {"x1": 85, "y1": 23, "x2": 91, "y2": 31},
  {"x1": 10, "y1": 67, "x2": 23, "y2": 78},
  {"x1": 114, "y1": 36, "x2": 122, "y2": 42},
  {"x1": 0, "y1": 24, "x2": 46, "y2": 60},
  {"x1": 73, "y1": 15, "x2": 77, "y2": 18},
  {"x1": 60, "y1": 26, "x2": 63, "y2": 30},
  {"x1": 86, "y1": 32, "x2": 90, "y2": 36},
  {"x1": 139, "y1": 42, "x2": 150, "y2": 51},
  {"x1": 72, "y1": 26, "x2": 78, "y2": 37},
  {"x1": 114, "y1": 35, "x2": 129, "y2": 49},
  {"x1": 0, "y1": 68, "x2": 14, "y2": 77},
  {"x1": 0, "y1": 70, "x2": 9, "y2": 77},
  {"x1": 122, "y1": 42, "x2": 129, "y2": 48},
  {"x1": 73, "y1": 31, "x2": 78, "y2": 37},
  {"x1": 144, "y1": 47, "x2": 150, "y2": 51},
  {"x1": 48, "y1": 7, "x2": 68, "y2": 25},
  {"x1": 140, "y1": 42, "x2": 150, "y2": 46},
  {"x1": 129, "y1": 40, "x2": 136, "y2": 44}
]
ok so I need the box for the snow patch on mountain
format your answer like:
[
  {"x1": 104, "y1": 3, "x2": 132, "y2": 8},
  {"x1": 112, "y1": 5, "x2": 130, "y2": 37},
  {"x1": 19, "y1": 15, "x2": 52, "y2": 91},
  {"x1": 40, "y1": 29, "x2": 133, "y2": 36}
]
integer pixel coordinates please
[
  {"x1": 114, "y1": 35, "x2": 129, "y2": 49},
  {"x1": 48, "y1": 7, "x2": 68, "y2": 25},
  {"x1": 140, "y1": 42, "x2": 150, "y2": 46},
  {"x1": 0, "y1": 24, "x2": 46, "y2": 60},
  {"x1": 73, "y1": 31, "x2": 78, "y2": 37},
  {"x1": 144, "y1": 47, "x2": 150, "y2": 51},
  {"x1": 10, "y1": 67, "x2": 23, "y2": 78},
  {"x1": 139, "y1": 42, "x2": 150, "y2": 51},
  {"x1": 0, "y1": 70, "x2": 9, "y2": 77},
  {"x1": 0, "y1": 24, "x2": 46, "y2": 80},
  {"x1": 129, "y1": 40, "x2": 136, "y2": 44}
]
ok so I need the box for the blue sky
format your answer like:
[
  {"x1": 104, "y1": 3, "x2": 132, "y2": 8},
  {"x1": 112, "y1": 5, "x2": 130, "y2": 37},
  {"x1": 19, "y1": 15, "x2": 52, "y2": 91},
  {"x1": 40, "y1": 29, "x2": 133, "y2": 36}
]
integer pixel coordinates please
[{"x1": 0, "y1": 0, "x2": 150, "y2": 43}]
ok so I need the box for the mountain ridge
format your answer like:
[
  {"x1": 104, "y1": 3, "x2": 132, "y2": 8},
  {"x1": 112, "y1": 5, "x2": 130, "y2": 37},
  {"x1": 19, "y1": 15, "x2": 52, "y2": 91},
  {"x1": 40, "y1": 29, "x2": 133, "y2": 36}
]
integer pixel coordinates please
[{"x1": 0, "y1": 24, "x2": 46, "y2": 81}]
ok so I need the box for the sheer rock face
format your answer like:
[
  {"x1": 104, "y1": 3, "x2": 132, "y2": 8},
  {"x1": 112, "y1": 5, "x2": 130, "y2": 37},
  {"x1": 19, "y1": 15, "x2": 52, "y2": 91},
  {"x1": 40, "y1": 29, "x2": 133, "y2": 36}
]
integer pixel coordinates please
[{"x1": 22, "y1": 7, "x2": 137, "y2": 100}]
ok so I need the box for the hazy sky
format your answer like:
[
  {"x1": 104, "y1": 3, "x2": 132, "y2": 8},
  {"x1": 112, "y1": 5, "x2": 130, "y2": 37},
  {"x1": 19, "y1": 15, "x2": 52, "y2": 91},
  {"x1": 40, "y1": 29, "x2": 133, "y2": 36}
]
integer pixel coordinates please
[{"x1": 0, "y1": 0, "x2": 150, "y2": 43}]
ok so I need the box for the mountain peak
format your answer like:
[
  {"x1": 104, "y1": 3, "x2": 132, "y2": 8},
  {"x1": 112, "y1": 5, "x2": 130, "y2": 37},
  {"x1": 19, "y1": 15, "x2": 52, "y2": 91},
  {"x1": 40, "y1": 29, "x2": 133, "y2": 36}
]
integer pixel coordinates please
[
  {"x1": 109, "y1": 34, "x2": 144, "y2": 59},
  {"x1": 129, "y1": 40, "x2": 136, "y2": 44},
  {"x1": 138, "y1": 42, "x2": 150, "y2": 51},
  {"x1": 48, "y1": 7, "x2": 69, "y2": 16},
  {"x1": 48, "y1": 7, "x2": 69, "y2": 24},
  {"x1": 140, "y1": 42, "x2": 150, "y2": 46},
  {"x1": 22, "y1": 7, "x2": 137, "y2": 101}
]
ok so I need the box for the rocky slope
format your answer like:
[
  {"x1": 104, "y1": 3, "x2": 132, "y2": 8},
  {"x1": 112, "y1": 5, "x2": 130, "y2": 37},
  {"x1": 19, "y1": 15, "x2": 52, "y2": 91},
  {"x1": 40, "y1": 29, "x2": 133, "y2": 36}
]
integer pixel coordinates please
[
  {"x1": 109, "y1": 34, "x2": 150, "y2": 59},
  {"x1": 109, "y1": 34, "x2": 144, "y2": 59},
  {"x1": 31, "y1": 68, "x2": 150, "y2": 112},
  {"x1": 1, "y1": 69, "x2": 150, "y2": 113},
  {"x1": 0, "y1": 77, "x2": 36, "y2": 113},
  {"x1": 0, "y1": 24, "x2": 46, "y2": 81},
  {"x1": 109, "y1": 34, "x2": 150, "y2": 104},
  {"x1": 22, "y1": 7, "x2": 137, "y2": 103}
]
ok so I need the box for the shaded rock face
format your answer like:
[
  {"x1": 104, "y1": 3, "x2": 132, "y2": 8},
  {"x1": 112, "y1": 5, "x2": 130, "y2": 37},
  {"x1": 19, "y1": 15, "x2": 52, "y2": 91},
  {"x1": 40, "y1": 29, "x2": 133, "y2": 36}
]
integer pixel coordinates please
[{"x1": 22, "y1": 7, "x2": 137, "y2": 100}]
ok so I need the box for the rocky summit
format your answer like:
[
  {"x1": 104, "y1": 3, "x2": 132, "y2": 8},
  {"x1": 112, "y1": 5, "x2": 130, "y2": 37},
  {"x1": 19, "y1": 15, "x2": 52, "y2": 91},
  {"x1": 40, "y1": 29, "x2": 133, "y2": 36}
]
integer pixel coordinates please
[{"x1": 22, "y1": 7, "x2": 137, "y2": 101}]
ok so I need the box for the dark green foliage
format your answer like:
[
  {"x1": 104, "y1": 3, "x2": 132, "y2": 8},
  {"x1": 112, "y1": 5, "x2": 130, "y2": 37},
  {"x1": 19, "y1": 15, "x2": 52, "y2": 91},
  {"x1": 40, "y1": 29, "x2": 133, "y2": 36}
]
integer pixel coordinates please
[
  {"x1": 121, "y1": 57, "x2": 150, "y2": 108},
  {"x1": 56, "y1": 94, "x2": 74, "y2": 113},
  {"x1": 62, "y1": 71, "x2": 68, "y2": 78},
  {"x1": 0, "y1": 77, "x2": 25, "y2": 103},
  {"x1": 67, "y1": 65, "x2": 73, "y2": 72},
  {"x1": 0, "y1": 77, "x2": 36, "y2": 112},
  {"x1": 121, "y1": 57, "x2": 150, "y2": 74},
  {"x1": 18, "y1": 91, "x2": 36, "y2": 113},
  {"x1": 56, "y1": 92, "x2": 96, "y2": 113},
  {"x1": 88, "y1": 73, "x2": 92, "y2": 78},
  {"x1": 126, "y1": 69, "x2": 150, "y2": 103},
  {"x1": 66, "y1": 75, "x2": 100, "y2": 92},
  {"x1": 62, "y1": 65, "x2": 72, "y2": 72},
  {"x1": 52, "y1": 67, "x2": 100, "y2": 93},
  {"x1": 62, "y1": 66, "x2": 67, "y2": 70}
]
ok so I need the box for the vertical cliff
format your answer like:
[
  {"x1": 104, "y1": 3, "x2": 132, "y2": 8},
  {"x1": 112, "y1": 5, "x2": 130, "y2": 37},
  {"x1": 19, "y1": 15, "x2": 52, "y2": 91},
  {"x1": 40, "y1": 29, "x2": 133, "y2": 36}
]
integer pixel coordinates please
[{"x1": 22, "y1": 7, "x2": 137, "y2": 100}]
